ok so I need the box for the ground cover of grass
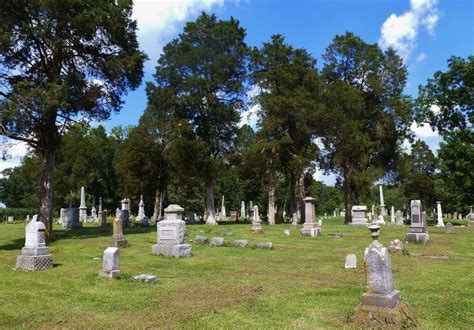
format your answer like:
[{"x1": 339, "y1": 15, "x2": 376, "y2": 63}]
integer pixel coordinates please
[{"x1": 0, "y1": 218, "x2": 473, "y2": 329}]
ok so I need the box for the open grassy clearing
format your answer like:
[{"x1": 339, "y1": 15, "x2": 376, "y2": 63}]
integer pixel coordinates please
[{"x1": 1, "y1": 218, "x2": 473, "y2": 328}]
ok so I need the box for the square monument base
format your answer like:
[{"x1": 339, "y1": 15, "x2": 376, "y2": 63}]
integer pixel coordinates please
[
  {"x1": 362, "y1": 290, "x2": 400, "y2": 309},
  {"x1": 152, "y1": 243, "x2": 192, "y2": 258},
  {"x1": 352, "y1": 301, "x2": 411, "y2": 327},
  {"x1": 300, "y1": 228, "x2": 321, "y2": 237},
  {"x1": 406, "y1": 232, "x2": 429, "y2": 244},
  {"x1": 109, "y1": 237, "x2": 128, "y2": 248},
  {"x1": 16, "y1": 254, "x2": 53, "y2": 271},
  {"x1": 349, "y1": 220, "x2": 368, "y2": 227},
  {"x1": 99, "y1": 269, "x2": 120, "y2": 279}
]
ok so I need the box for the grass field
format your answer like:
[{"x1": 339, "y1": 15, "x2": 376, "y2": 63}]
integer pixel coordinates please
[{"x1": 1, "y1": 218, "x2": 473, "y2": 328}]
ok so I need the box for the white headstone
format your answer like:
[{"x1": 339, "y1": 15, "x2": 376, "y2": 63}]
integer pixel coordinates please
[
  {"x1": 79, "y1": 186, "x2": 87, "y2": 222},
  {"x1": 99, "y1": 247, "x2": 120, "y2": 278},
  {"x1": 345, "y1": 254, "x2": 357, "y2": 269},
  {"x1": 436, "y1": 201, "x2": 445, "y2": 227},
  {"x1": 390, "y1": 206, "x2": 395, "y2": 224}
]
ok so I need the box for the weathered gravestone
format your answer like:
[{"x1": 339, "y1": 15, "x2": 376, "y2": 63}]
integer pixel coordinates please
[
  {"x1": 193, "y1": 236, "x2": 209, "y2": 244},
  {"x1": 388, "y1": 239, "x2": 403, "y2": 254},
  {"x1": 109, "y1": 213, "x2": 128, "y2": 248},
  {"x1": 406, "y1": 200, "x2": 429, "y2": 244},
  {"x1": 230, "y1": 211, "x2": 238, "y2": 222},
  {"x1": 16, "y1": 218, "x2": 53, "y2": 271},
  {"x1": 251, "y1": 205, "x2": 263, "y2": 234},
  {"x1": 99, "y1": 247, "x2": 120, "y2": 279},
  {"x1": 240, "y1": 201, "x2": 246, "y2": 220},
  {"x1": 60, "y1": 207, "x2": 81, "y2": 229},
  {"x1": 210, "y1": 237, "x2": 225, "y2": 246},
  {"x1": 395, "y1": 210, "x2": 404, "y2": 226},
  {"x1": 446, "y1": 222, "x2": 453, "y2": 234},
  {"x1": 300, "y1": 197, "x2": 322, "y2": 236},
  {"x1": 353, "y1": 224, "x2": 409, "y2": 325},
  {"x1": 136, "y1": 195, "x2": 149, "y2": 225},
  {"x1": 120, "y1": 198, "x2": 130, "y2": 227},
  {"x1": 350, "y1": 205, "x2": 368, "y2": 226},
  {"x1": 152, "y1": 204, "x2": 192, "y2": 258},
  {"x1": 345, "y1": 254, "x2": 357, "y2": 269},
  {"x1": 233, "y1": 239, "x2": 248, "y2": 248},
  {"x1": 79, "y1": 186, "x2": 87, "y2": 222},
  {"x1": 255, "y1": 242, "x2": 272, "y2": 249},
  {"x1": 467, "y1": 206, "x2": 474, "y2": 227},
  {"x1": 390, "y1": 206, "x2": 395, "y2": 224}
]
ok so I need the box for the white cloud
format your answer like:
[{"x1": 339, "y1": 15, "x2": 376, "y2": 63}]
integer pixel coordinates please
[
  {"x1": 0, "y1": 139, "x2": 29, "y2": 177},
  {"x1": 410, "y1": 121, "x2": 438, "y2": 138},
  {"x1": 416, "y1": 52, "x2": 427, "y2": 62},
  {"x1": 379, "y1": 0, "x2": 439, "y2": 62},
  {"x1": 132, "y1": 0, "x2": 225, "y2": 71}
]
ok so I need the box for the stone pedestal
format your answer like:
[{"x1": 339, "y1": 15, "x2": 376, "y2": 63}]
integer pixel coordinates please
[
  {"x1": 350, "y1": 205, "x2": 368, "y2": 226},
  {"x1": 16, "y1": 219, "x2": 53, "y2": 271},
  {"x1": 109, "y1": 216, "x2": 128, "y2": 248},
  {"x1": 300, "y1": 197, "x2": 321, "y2": 236},
  {"x1": 436, "y1": 201, "x2": 445, "y2": 227},
  {"x1": 406, "y1": 200, "x2": 429, "y2": 244}
]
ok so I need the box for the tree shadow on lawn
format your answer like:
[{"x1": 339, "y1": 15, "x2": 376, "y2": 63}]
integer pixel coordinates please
[
  {"x1": 0, "y1": 238, "x2": 25, "y2": 251},
  {"x1": 52, "y1": 224, "x2": 156, "y2": 242}
]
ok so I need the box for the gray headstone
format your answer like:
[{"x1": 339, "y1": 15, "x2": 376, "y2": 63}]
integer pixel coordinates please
[
  {"x1": 16, "y1": 218, "x2": 54, "y2": 271},
  {"x1": 446, "y1": 223, "x2": 453, "y2": 234},
  {"x1": 350, "y1": 205, "x2": 368, "y2": 226},
  {"x1": 255, "y1": 242, "x2": 272, "y2": 249},
  {"x1": 233, "y1": 239, "x2": 248, "y2": 248},
  {"x1": 210, "y1": 237, "x2": 225, "y2": 246},
  {"x1": 193, "y1": 236, "x2": 209, "y2": 244},
  {"x1": 388, "y1": 239, "x2": 403, "y2": 254},
  {"x1": 345, "y1": 254, "x2": 357, "y2": 269},
  {"x1": 134, "y1": 274, "x2": 157, "y2": 283},
  {"x1": 406, "y1": 200, "x2": 429, "y2": 244},
  {"x1": 99, "y1": 247, "x2": 120, "y2": 279}
]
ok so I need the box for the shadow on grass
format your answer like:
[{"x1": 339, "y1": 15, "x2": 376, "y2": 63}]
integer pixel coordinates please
[
  {"x1": 0, "y1": 238, "x2": 24, "y2": 251},
  {"x1": 53, "y1": 224, "x2": 156, "y2": 242}
]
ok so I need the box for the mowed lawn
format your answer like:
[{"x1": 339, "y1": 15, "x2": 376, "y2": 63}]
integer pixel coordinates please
[{"x1": 1, "y1": 218, "x2": 473, "y2": 329}]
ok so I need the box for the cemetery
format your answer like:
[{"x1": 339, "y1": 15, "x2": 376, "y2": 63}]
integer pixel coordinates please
[{"x1": 0, "y1": 0, "x2": 473, "y2": 328}]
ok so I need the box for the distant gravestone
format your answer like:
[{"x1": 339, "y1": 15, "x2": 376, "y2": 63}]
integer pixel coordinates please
[
  {"x1": 60, "y1": 208, "x2": 81, "y2": 229},
  {"x1": 350, "y1": 205, "x2": 368, "y2": 226},
  {"x1": 79, "y1": 186, "x2": 87, "y2": 222},
  {"x1": 284, "y1": 229, "x2": 290, "y2": 236},
  {"x1": 136, "y1": 195, "x2": 149, "y2": 225},
  {"x1": 233, "y1": 239, "x2": 248, "y2": 248},
  {"x1": 109, "y1": 213, "x2": 128, "y2": 247},
  {"x1": 193, "y1": 236, "x2": 209, "y2": 244},
  {"x1": 255, "y1": 242, "x2": 272, "y2": 249},
  {"x1": 388, "y1": 239, "x2": 403, "y2": 254},
  {"x1": 406, "y1": 200, "x2": 429, "y2": 244},
  {"x1": 300, "y1": 197, "x2": 321, "y2": 236},
  {"x1": 99, "y1": 247, "x2": 120, "y2": 279},
  {"x1": 152, "y1": 204, "x2": 192, "y2": 258},
  {"x1": 395, "y1": 210, "x2": 403, "y2": 226},
  {"x1": 230, "y1": 211, "x2": 238, "y2": 222},
  {"x1": 16, "y1": 219, "x2": 53, "y2": 271},
  {"x1": 446, "y1": 223, "x2": 453, "y2": 234},
  {"x1": 251, "y1": 205, "x2": 263, "y2": 234},
  {"x1": 345, "y1": 254, "x2": 357, "y2": 269},
  {"x1": 210, "y1": 237, "x2": 225, "y2": 246},
  {"x1": 134, "y1": 274, "x2": 157, "y2": 283}
]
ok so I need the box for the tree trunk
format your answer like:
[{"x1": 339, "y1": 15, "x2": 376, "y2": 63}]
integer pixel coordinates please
[
  {"x1": 39, "y1": 148, "x2": 56, "y2": 241},
  {"x1": 268, "y1": 169, "x2": 276, "y2": 225},
  {"x1": 152, "y1": 189, "x2": 163, "y2": 221},
  {"x1": 289, "y1": 171, "x2": 296, "y2": 221},
  {"x1": 298, "y1": 171, "x2": 305, "y2": 223},
  {"x1": 343, "y1": 172, "x2": 352, "y2": 224},
  {"x1": 206, "y1": 180, "x2": 217, "y2": 224}
]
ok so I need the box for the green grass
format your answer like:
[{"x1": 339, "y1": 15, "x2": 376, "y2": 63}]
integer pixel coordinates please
[{"x1": 1, "y1": 218, "x2": 473, "y2": 328}]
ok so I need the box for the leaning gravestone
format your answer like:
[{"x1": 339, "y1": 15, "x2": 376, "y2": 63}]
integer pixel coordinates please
[
  {"x1": 406, "y1": 200, "x2": 429, "y2": 244},
  {"x1": 353, "y1": 224, "x2": 409, "y2": 325},
  {"x1": 152, "y1": 204, "x2": 192, "y2": 258},
  {"x1": 350, "y1": 205, "x2": 368, "y2": 226},
  {"x1": 99, "y1": 247, "x2": 120, "y2": 279},
  {"x1": 16, "y1": 219, "x2": 53, "y2": 271},
  {"x1": 109, "y1": 213, "x2": 128, "y2": 247},
  {"x1": 345, "y1": 254, "x2": 357, "y2": 269},
  {"x1": 300, "y1": 197, "x2": 321, "y2": 236}
]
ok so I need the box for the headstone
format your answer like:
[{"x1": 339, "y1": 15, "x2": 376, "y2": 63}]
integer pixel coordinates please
[
  {"x1": 300, "y1": 197, "x2": 321, "y2": 236},
  {"x1": 353, "y1": 224, "x2": 407, "y2": 325},
  {"x1": 91, "y1": 206, "x2": 98, "y2": 222},
  {"x1": 193, "y1": 236, "x2": 209, "y2": 244},
  {"x1": 230, "y1": 211, "x2": 238, "y2": 222},
  {"x1": 206, "y1": 209, "x2": 217, "y2": 225},
  {"x1": 186, "y1": 211, "x2": 196, "y2": 224},
  {"x1": 388, "y1": 239, "x2": 403, "y2": 254},
  {"x1": 152, "y1": 204, "x2": 192, "y2": 257},
  {"x1": 134, "y1": 274, "x2": 157, "y2": 283},
  {"x1": 100, "y1": 210, "x2": 108, "y2": 231},
  {"x1": 136, "y1": 195, "x2": 149, "y2": 225},
  {"x1": 251, "y1": 205, "x2": 263, "y2": 234},
  {"x1": 98, "y1": 247, "x2": 120, "y2": 279},
  {"x1": 335, "y1": 208, "x2": 340, "y2": 217},
  {"x1": 60, "y1": 208, "x2": 82, "y2": 229},
  {"x1": 453, "y1": 212, "x2": 457, "y2": 220},
  {"x1": 210, "y1": 237, "x2": 225, "y2": 246},
  {"x1": 233, "y1": 239, "x2": 248, "y2": 248},
  {"x1": 467, "y1": 206, "x2": 474, "y2": 227},
  {"x1": 220, "y1": 195, "x2": 227, "y2": 220},
  {"x1": 98, "y1": 197, "x2": 103, "y2": 216},
  {"x1": 7, "y1": 216, "x2": 13, "y2": 222},
  {"x1": 255, "y1": 242, "x2": 272, "y2": 249},
  {"x1": 368, "y1": 212, "x2": 372, "y2": 223},
  {"x1": 16, "y1": 219, "x2": 54, "y2": 271},
  {"x1": 25, "y1": 215, "x2": 30, "y2": 223},
  {"x1": 284, "y1": 229, "x2": 290, "y2": 236},
  {"x1": 290, "y1": 212, "x2": 298, "y2": 228},
  {"x1": 79, "y1": 186, "x2": 87, "y2": 222},
  {"x1": 458, "y1": 213, "x2": 462, "y2": 220},
  {"x1": 240, "y1": 201, "x2": 246, "y2": 220},
  {"x1": 345, "y1": 254, "x2": 357, "y2": 269},
  {"x1": 445, "y1": 223, "x2": 453, "y2": 234},
  {"x1": 109, "y1": 214, "x2": 129, "y2": 247},
  {"x1": 120, "y1": 198, "x2": 130, "y2": 227},
  {"x1": 375, "y1": 214, "x2": 386, "y2": 225},
  {"x1": 395, "y1": 210, "x2": 404, "y2": 226},
  {"x1": 390, "y1": 206, "x2": 395, "y2": 224},
  {"x1": 340, "y1": 210, "x2": 346, "y2": 217},
  {"x1": 379, "y1": 185, "x2": 386, "y2": 216},
  {"x1": 350, "y1": 205, "x2": 368, "y2": 226},
  {"x1": 406, "y1": 200, "x2": 429, "y2": 244}
]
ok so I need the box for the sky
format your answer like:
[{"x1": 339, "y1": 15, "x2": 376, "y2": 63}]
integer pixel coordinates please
[{"x1": 2, "y1": 0, "x2": 473, "y2": 184}]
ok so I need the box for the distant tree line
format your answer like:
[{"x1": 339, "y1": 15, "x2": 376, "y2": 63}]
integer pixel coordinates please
[{"x1": 1, "y1": 7, "x2": 472, "y2": 238}]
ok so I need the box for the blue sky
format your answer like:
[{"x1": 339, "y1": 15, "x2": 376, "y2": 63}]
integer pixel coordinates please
[{"x1": 2, "y1": 0, "x2": 473, "y2": 183}]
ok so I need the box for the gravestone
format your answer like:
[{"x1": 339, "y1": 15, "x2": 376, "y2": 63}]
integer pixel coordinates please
[
  {"x1": 60, "y1": 208, "x2": 82, "y2": 229},
  {"x1": 220, "y1": 195, "x2": 227, "y2": 220},
  {"x1": 193, "y1": 236, "x2": 209, "y2": 244},
  {"x1": 7, "y1": 216, "x2": 13, "y2": 222},
  {"x1": 467, "y1": 207, "x2": 474, "y2": 227},
  {"x1": 353, "y1": 224, "x2": 408, "y2": 325},
  {"x1": 186, "y1": 211, "x2": 196, "y2": 224},
  {"x1": 91, "y1": 206, "x2": 98, "y2": 222},
  {"x1": 240, "y1": 201, "x2": 246, "y2": 220},
  {"x1": 233, "y1": 239, "x2": 248, "y2": 248},
  {"x1": 210, "y1": 237, "x2": 225, "y2": 246},
  {"x1": 345, "y1": 254, "x2": 357, "y2": 269},
  {"x1": 134, "y1": 274, "x2": 157, "y2": 283},
  {"x1": 406, "y1": 200, "x2": 429, "y2": 244},
  {"x1": 255, "y1": 242, "x2": 272, "y2": 249},
  {"x1": 136, "y1": 195, "x2": 149, "y2": 225},
  {"x1": 109, "y1": 213, "x2": 128, "y2": 247},
  {"x1": 375, "y1": 214, "x2": 386, "y2": 225},
  {"x1": 152, "y1": 204, "x2": 192, "y2": 258},
  {"x1": 78, "y1": 186, "x2": 87, "y2": 222},
  {"x1": 251, "y1": 205, "x2": 263, "y2": 234},
  {"x1": 388, "y1": 239, "x2": 403, "y2": 254},
  {"x1": 390, "y1": 206, "x2": 395, "y2": 224},
  {"x1": 445, "y1": 223, "x2": 453, "y2": 234},
  {"x1": 230, "y1": 211, "x2": 238, "y2": 222},
  {"x1": 284, "y1": 229, "x2": 290, "y2": 236},
  {"x1": 300, "y1": 197, "x2": 321, "y2": 236},
  {"x1": 99, "y1": 247, "x2": 120, "y2": 279},
  {"x1": 395, "y1": 210, "x2": 404, "y2": 226},
  {"x1": 99, "y1": 210, "x2": 108, "y2": 231},
  {"x1": 379, "y1": 185, "x2": 386, "y2": 216},
  {"x1": 458, "y1": 213, "x2": 462, "y2": 220},
  {"x1": 290, "y1": 212, "x2": 298, "y2": 228},
  {"x1": 350, "y1": 205, "x2": 368, "y2": 226},
  {"x1": 121, "y1": 198, "x2": 130, "y2": 227},
  {"x1": 16, "y1": 219, "x2": 53, "y2": 271}
]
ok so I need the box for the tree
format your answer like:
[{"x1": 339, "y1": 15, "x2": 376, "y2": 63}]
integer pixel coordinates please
[
  {"x1": 150, "y1": 13, "x2": 249, "y2": 224},
  {"x1": 320, "y1": 32, "x2": 411, "y2": 223},
  {"x1": 417, "y1": 56, "x2": 473, "y2": 133},
  {"x1": 251, "y1": 35, "x2": 322, "y2": 224},
  {"x1": 0, "y1": 1, "x2": 145, "y2": 239}
]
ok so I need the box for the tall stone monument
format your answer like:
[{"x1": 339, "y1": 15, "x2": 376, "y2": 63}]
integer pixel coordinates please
[
  {"x1": 390, "y1": 206, "x2": 395, "y2": 224},
  {"x1": 152, "y1": 204, "x2": 192, "y2": 258},
  {"x1": 467, "y1": 206, "x2": 474, "y2": 227},
  {"x1": 353, "y1": 224, "x2": 408, "y2": 325},
  {"x1": 220, "y1": 195, "x2": 227, "y2": 220},
  {"x1": 79, "y1": 186, "x2": 87, "y2": 222},
  {"x1": 240, "y1": 201, "x2": 246, "y2": 220},
  {"x1": 99, "y1": 247, "x2": 120, "y2": 279},
  {"x1": 436, "y1": 201, "x2": 445, "y2": 227},
  {"x1": 16, "y1": 219, "x2": 54, "y2": 271},
  {"x1": 109, "y1": 213, "x2": 128, "y2": 247},
  {"x1": 300, "y1": 197, "x2": 321, "y2": 236},
  {"x1": 136, "y1": 195, "x2": 149, "y2": 225},
  {"x1": 379, "y1": 185, "x2": 386, "y2": 216},
  {"x1": 91, "y1": 206, "x2": 98, "y2": 222},
  {"x1": 251, "y1": 205, "x2": 263, "y2": 234},
  {"x1": 350, "y1": 205, "x2": 368, "y2": 226},
  {"x1": 406, "y1": 200, "x2": 429, "y2": 244},
  {"x1": 120, "y1": 198, "x2": 130, "y2": 227}
]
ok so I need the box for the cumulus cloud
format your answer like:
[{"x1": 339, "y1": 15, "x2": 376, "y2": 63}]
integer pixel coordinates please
[
  {"x1": 379, "y1": 0, "x2": 440, "y2": 61},
  {"x1": 416, "y1": 52, "x2": 427, "y2": 62},
  {"x1": 410, "y1": 122, "x2": 438, "y2": 138},
  {"x1": 132, "y1": 0, "x2": 225, "y2": 71}
]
